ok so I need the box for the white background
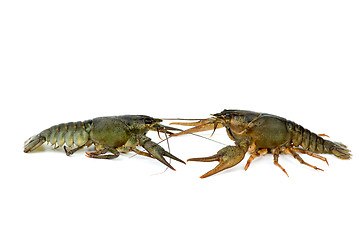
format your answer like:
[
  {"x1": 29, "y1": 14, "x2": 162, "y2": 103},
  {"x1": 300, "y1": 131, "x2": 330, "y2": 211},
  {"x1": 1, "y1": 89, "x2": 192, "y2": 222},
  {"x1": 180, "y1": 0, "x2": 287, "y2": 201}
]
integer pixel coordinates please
[{"x1": 1, "y1": 1, "x2": 358, "y2": 239}]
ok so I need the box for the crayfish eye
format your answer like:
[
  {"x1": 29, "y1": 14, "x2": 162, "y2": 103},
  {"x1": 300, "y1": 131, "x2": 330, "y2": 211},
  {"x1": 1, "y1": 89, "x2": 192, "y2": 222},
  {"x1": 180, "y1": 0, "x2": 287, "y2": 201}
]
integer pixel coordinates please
[{"x1": 144, "y1": 118, "x2": 153, "y2": 125}]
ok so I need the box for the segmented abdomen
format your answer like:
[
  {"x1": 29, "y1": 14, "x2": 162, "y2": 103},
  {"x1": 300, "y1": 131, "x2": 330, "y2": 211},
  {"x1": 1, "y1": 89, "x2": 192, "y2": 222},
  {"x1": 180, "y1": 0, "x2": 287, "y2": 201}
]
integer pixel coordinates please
[
  {"x1": 24, "y1": 120, "x2": 93, "y2": 153},
  {"x1": 43, "y1": 120, "x2": 93, "y2": 147},
  {"x1": 287, "y1": 121, "x2": 351, "y2": 159}
]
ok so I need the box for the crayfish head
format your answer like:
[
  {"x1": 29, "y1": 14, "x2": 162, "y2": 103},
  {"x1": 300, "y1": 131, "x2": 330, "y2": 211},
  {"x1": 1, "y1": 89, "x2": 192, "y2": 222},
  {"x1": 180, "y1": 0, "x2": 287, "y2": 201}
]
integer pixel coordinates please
[
  {"x1": 143, "y1": 117, "x2": 182, "y2": 135},
  {"x1": 140, "y1": 116, "x2": 168, "y2": 133},
  {"x1": 211, "y1": 109, "x2": 246, "y2": 128},
  {"x1": 143, "y1": 116, "x2": 162, "y2": 126},
  {"x1": 120, "y1": 115, "x2": 163, "y2": 135},
  {"x1": 212, "y1": 109, "x2": 262, "y2": 134}
]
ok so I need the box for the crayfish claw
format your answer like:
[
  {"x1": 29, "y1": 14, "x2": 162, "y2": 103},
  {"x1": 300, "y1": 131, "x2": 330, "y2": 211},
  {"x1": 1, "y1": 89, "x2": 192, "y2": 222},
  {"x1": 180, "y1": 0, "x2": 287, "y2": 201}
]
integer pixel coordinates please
[
  {"x1": 189, "y1": 145, "x2": 247, "y2": 178},
  {"x1": 170, "y1": 119, "x2": 224, "y2": 137},
  {"x1": 139, "y1": 136, "x2": 184, "y2": 170},
  {"x1": 188, "y1": 154, "x2": 221, "y2": 162}
]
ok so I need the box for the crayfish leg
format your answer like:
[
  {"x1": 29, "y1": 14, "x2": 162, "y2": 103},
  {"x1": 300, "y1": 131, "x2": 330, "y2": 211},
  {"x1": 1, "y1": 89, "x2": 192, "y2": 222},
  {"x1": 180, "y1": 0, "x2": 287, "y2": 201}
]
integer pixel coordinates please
[
  {"x1": 244, "y1": 149, "x2": 268, "y2": 171},
  {"x1": 64, "y1": 145, "x2": 84, "y2": 156},
  {"x1": 290, "y1": 148, "x2": 329, "y2": 166},
  {"x1": 272, "y1": 149, "x2": 289, "y2": 177},
  {"x1": 283, "y1": 148, "x2": 324, "y2": 172},
  {"x1": 85, "y1": 147, "x2": 120, "y2": 159}
]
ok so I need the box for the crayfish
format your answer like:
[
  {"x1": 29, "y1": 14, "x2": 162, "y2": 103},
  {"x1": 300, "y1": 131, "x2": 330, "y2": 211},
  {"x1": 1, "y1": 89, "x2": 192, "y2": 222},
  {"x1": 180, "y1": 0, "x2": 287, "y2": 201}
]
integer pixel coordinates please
[
  {"x1": 171, "y1": 110, "x2": 351, "y2": 178},
  {"x1": 24, "y1": 115, "x2": 185, "y2": 170}
]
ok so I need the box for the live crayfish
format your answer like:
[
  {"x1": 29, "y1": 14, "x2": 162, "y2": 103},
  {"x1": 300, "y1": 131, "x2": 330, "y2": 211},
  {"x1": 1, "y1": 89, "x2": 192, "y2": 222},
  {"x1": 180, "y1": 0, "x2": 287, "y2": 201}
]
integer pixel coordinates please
[
  {"x1": 171, "y1": 109, "x2": 351, "y2": 178},
  {"x1": 24, "y1": 115, "x2": 185, "y2": 170}
]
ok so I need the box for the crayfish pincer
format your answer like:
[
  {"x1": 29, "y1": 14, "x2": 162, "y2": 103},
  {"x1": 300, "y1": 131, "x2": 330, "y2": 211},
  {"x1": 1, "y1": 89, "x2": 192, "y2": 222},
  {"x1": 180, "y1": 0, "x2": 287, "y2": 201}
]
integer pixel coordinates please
[
  {"x1": 24, "y1": 115, "x2": 185, "y2": 170},
  {"x1": 171, "y1": 110, "x2": 351, "y2": 178}
]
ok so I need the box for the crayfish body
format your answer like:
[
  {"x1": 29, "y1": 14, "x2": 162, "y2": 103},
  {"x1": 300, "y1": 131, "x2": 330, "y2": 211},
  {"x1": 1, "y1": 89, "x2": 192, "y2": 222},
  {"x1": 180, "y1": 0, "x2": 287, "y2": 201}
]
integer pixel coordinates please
[
  {"x1": 24, "y1": 115, "x2": 185, "y2": 170},
  {"x1": 171, "y1": 110, "x2": 351, "y2": 178}
]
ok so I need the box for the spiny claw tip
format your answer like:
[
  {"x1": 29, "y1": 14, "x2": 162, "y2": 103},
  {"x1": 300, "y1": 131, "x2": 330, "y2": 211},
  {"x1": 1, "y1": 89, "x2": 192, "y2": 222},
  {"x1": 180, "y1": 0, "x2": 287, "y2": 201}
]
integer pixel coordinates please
[{"x1": 167, "y1": 166, "x2": 176, "y2": 171}]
